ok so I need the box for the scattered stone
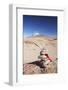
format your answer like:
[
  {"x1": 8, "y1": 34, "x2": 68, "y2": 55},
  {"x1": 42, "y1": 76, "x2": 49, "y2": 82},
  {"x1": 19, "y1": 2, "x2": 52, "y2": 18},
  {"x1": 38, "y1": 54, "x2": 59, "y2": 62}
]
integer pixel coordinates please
[{"x1": 23, "y1": 60, "x2": 57, "y2": 74}]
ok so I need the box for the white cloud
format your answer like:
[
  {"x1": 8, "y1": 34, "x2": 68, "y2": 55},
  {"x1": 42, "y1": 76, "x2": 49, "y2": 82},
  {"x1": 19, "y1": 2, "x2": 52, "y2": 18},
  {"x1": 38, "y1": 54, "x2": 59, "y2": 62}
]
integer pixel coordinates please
[{"x1": 34, "y1": 32, "x2": 40, "y2": 36}]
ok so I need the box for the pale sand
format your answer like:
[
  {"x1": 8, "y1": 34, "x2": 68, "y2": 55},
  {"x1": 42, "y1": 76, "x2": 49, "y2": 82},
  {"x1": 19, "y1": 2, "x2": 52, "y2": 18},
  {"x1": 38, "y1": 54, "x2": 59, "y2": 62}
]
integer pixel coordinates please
[{"x1": 23, "y1": 36, "x2": 57, "y2": 64}]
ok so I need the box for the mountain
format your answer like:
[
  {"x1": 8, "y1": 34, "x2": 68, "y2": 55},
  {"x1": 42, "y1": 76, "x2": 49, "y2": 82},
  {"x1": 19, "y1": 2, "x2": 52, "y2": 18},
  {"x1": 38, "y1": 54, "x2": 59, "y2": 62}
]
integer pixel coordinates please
[
  {"x1": 23, "y1": 34, "x2": 57, "y2": 63},
  {"x1": 23, "y1": 34, "x2": 57, "y2": 74},
  {"x1": 24, "y1": 34, "x2": 57, "y2": 41}
]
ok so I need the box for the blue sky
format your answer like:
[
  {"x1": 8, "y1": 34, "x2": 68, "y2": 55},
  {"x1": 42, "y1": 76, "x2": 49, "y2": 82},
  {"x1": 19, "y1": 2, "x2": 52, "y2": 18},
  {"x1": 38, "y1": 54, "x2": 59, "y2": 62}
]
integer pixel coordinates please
[{"x1": 23, "y1": 15, "x2": 57, "y2": 38}]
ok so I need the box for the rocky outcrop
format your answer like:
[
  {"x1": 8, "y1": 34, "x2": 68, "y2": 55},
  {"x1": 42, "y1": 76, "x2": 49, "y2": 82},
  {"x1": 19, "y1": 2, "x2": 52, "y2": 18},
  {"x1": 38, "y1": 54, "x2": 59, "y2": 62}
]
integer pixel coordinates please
[{"x1": 23, "y1": 60, "x2": 57, "y2": 75}]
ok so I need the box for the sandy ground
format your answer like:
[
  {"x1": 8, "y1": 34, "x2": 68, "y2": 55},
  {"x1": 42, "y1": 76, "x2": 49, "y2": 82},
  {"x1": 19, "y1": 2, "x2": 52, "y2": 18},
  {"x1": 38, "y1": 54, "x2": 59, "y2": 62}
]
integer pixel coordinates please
[
  {"x1": 23, "y1": 35, "x2": 57, "y2": 74},
  {"x1": 23, "y1": 35, "x2": 57, "y2": 64}
]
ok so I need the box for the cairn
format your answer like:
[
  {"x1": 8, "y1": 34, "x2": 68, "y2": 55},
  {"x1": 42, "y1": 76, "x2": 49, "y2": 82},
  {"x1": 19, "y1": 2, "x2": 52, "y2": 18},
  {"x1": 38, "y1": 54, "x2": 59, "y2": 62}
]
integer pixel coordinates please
[{"x1": 38, "y1": 49, "x2": 50, "y2": 67}]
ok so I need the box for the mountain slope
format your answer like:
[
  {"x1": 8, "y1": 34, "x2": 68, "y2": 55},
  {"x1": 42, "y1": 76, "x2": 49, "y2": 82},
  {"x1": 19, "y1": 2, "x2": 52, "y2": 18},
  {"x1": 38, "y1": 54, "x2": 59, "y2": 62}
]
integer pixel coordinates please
[{"x1": 23, "y1": 35, "x2": 57, "y2": 64}]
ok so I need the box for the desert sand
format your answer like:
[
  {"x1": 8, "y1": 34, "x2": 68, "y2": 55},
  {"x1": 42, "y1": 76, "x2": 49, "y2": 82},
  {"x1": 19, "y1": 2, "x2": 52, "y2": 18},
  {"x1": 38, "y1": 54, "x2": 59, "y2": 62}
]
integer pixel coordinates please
[{"x1": 23, "y1": 35, "x2": 57, "y2": 74}]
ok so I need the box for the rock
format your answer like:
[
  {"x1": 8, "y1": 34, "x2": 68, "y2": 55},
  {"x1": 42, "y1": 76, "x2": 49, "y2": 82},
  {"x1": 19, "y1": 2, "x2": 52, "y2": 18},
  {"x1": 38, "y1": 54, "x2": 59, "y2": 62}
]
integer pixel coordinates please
[
  {"x1": 23, "y1": 60, "x2": 57, "y2": 74},
  {"x1": 45, "y1": 60, "x2": 57, "y2": 73},
  {"x1": 23, "y1": 64, "x2": 41, "y2": 74}
]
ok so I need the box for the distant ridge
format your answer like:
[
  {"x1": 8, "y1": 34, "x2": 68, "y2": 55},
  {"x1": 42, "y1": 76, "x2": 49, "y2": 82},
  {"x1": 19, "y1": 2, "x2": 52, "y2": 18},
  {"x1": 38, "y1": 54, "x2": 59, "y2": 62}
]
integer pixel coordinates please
[{"x1": 24, "y1": 34, "x2": 57, "y2": 41}]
